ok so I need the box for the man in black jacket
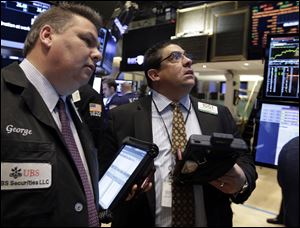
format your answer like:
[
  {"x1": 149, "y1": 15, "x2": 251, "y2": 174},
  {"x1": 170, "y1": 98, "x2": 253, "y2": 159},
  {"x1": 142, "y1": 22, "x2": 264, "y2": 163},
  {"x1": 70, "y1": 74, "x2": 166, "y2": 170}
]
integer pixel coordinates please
[
  {"x1": 100, "y1": 41, "x2": 257, "y2": 226},
  {"x1": 1, "y1": 2, "x2": 102, "y2": 226},
  {"x1": 277, "y1": 136, "x2": 299, "y2": 227}
]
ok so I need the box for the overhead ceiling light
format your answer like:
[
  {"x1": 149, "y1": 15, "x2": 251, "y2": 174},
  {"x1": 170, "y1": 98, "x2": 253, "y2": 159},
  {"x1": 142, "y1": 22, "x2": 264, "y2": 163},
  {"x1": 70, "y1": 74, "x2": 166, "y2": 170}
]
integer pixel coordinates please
[
  {"x1": 244, "y1": 63, "x2": 249, "y2": 66},
  {"x1": 240, "y1": 75, "x2": 263, "y2": 81},
  {"x1": 202, "y1": 65, "x2": 207, "y2": 68},
  {"x1": 196, "y1": 74, "x2": 226, "y2": 81}
]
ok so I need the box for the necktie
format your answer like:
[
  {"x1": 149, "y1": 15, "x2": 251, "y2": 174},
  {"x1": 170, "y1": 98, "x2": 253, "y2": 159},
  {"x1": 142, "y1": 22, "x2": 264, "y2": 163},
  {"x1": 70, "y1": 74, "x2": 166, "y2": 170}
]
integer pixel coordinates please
[
  {"x1": 57, "y1": 98, "x2": 99, "y2": 227},
  {"x1": 171, "y1": 102, "x2": 195, "y2": 227}
]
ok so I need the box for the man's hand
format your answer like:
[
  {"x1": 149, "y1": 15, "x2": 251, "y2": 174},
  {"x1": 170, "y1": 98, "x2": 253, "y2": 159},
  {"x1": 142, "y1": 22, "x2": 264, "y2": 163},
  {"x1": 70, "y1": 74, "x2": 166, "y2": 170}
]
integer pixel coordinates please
[
  {"x1": 209, "y1": 163, "x2": 246, "y2": 194},
  {"x1": 125, "y1": 176, "x2": 153, "y2": 201}
]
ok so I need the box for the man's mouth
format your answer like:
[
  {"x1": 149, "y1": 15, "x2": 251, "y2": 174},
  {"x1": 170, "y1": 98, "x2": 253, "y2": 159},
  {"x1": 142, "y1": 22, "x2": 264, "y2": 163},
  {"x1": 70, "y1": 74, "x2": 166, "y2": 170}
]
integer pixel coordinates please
[
  {"x1": 184, "y1": 70, "x2": 194, "y2": 75},
  {"x1": 86, "y1": 64, "x2": 95, "y2": 72}
]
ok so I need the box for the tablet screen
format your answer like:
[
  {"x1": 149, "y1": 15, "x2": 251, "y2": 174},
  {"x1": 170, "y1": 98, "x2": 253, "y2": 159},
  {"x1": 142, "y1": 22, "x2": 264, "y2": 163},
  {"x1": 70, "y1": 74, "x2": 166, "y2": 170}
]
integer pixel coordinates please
[{"x1": 98, "y1": 144, "x2": 147, "y2": 209}]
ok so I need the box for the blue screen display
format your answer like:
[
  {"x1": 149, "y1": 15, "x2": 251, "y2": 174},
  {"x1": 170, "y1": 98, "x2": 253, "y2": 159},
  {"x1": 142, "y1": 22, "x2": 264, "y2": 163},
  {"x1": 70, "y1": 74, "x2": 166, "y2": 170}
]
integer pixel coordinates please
[
  {"x1": 1, "y1": 1, "x2": 51, "y2": 50},
  {"x1": 254, "y1": 102, "x2": 299, "y2": 166}
]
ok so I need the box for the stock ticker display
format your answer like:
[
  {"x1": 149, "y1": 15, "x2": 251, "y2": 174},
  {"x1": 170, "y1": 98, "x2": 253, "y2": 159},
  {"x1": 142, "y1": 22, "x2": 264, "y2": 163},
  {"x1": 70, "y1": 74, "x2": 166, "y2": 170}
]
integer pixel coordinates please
[
  {"x1": 249, "y1": 1, "x2": 299, "y2": 59},
  {"x1": 1, "y1": 1, "x2": 51, "y2": 49},
  {"x1": 264, "y1": 35, "x2": 299, "y2": 100}
]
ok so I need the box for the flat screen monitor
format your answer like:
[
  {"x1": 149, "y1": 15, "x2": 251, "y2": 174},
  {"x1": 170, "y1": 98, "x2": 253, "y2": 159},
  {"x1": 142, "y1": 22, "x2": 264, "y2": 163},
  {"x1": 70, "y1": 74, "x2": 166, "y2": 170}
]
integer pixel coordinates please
[
  {"x1": 95, "y1": 28, "x2": 117, "y2": 76},
  {"x1": 1, "y1": 55, "x2": 22, "y2": 68},
  {"x1": 262, "y1": 34, "x2": 299, "y2": 102},
  {"x1": 248, "y1": 1, "x2": 299, "y2": 59},
  {"x1": 115, "y1": 80, "x2": 132, "y2": 94},
  {"x1": 1, "y1": 1, "x2": 51, "y2": 50},
  {"x1": 92, "y1": 77, "x2": 102, "y2": 94},
  {"x1": 254, "y1": 101, "x2": 299, "y2": 168},
  {"x1": 120, "y1": 23, "x2": 175, "y2": 72}
]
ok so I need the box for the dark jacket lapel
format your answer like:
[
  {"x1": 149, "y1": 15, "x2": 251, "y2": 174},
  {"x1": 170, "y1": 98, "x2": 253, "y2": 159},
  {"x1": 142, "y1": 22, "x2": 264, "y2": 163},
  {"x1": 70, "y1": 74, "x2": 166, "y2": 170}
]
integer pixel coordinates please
[
  {"x1": 2, "y1": 63, "x2": 59, "y2": 132},
  {"x1": 134, "y1": 96, "x2": 153, "y2": 142},
  {"x1": 133, "y1": 96, "x2": 156, "y2": 218}
]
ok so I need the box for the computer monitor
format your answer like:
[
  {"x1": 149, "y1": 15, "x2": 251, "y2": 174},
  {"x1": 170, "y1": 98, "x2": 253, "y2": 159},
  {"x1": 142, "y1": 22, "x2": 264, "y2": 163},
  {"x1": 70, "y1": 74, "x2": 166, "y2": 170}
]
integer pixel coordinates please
[
  {"x1": 253, "y1": 101, "x2": 299, "y2": 168},
  {"x1": 120, "y1": 23, "x2": 175, "y2": 72},
  {"x1": 92, "y1": 77, "x2": 102, "y2": 94},
  {"x1": 95, "y1": 28, "x2": 117, "y2": 76},
  {"x1": 1, "y1": 55, "x2": 21, "y2": 68},
  {"x1": 248, "y1": 1, "x2": 299, "y2": 59},
  {"x1": 1, "y1": 1, "x2": 51, "y2": 50},
  {"x1": 115, "y1": 80, "x2": 134, "y2": 94},
  {"x1": 262, "y1": 33, "x2": 299, "y2": 102}
]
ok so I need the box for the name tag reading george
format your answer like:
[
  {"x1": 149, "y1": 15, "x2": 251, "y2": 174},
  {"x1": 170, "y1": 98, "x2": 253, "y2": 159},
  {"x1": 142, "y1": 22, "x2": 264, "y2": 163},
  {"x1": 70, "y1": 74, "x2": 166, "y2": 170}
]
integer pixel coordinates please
[{"x1": 1, "y1": 162, "x2": 52, "y2": 190}]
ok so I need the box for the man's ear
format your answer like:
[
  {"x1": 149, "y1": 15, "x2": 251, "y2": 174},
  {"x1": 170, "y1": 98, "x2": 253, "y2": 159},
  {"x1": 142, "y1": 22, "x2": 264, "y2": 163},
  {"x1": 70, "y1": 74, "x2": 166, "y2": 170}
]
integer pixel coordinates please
[
  {"x1": 39, "y1": 25, "x2": 53, "y2": 48},
  {"x1": 147, "y1": 69, "x2": 160, "y2": 82}
]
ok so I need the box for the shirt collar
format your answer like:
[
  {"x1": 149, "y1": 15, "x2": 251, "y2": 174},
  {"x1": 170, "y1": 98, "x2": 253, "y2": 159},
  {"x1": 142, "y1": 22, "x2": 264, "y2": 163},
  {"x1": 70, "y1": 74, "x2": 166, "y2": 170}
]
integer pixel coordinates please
[
  {"x1": 19, "y1": 58, "x2": 59, "y2": 113},
  {"x1": 151, "y1": 90, "x2": 190, "y2": 112}
]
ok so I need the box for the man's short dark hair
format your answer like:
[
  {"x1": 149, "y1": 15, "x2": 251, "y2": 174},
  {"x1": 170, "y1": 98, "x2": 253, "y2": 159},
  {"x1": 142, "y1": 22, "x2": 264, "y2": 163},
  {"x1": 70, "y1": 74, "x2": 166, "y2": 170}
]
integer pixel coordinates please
[
  {"x1": 103, "y1": 78, "x2": 117, "y2": 91},
  {"x1": 143, "y1": 40, "x2": 174, "y2": 88}
]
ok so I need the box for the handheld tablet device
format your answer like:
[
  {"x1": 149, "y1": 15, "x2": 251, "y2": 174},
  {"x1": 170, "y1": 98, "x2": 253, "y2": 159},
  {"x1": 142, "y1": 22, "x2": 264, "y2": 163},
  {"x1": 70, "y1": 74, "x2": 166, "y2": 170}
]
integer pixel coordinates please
[
  {"x1": 98, "y1": 137, "x2": 158, "y2": 212},
  {"x1": 173, "y1": 133, "x2": 248, "y2": 184}
]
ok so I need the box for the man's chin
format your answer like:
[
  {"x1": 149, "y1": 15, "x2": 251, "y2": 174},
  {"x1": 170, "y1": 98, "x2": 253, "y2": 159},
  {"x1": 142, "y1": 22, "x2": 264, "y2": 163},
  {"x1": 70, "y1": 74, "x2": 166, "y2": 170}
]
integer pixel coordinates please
[
  {"x1": 79, "y1": 74, "x2": 92, "y2": 86},
  {"x1": 184, "y1": 78, "x2": 195, "y2": 87}
]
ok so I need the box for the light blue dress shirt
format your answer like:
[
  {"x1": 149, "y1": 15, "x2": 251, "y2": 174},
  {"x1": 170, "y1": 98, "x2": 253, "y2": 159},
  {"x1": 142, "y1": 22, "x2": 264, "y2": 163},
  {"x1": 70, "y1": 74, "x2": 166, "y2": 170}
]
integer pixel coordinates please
[{"x1": 151, "y1": 90, "x2": 207, "y2": 227}]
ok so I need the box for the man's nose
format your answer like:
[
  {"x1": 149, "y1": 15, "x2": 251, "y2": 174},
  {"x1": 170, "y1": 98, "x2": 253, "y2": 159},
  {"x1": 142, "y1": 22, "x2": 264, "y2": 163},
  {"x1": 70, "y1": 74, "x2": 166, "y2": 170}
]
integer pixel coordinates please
[{"x1": 92, "y1": 47, "x2": 102, "y2": 63}]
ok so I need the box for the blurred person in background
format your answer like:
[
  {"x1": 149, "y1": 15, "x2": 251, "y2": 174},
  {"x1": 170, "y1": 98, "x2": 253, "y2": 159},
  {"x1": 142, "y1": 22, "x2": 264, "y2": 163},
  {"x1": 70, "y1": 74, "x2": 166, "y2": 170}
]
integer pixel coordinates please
[
  {"x1": 102, "y1": 77, "x2": 122, "y2": 110},
  {"x1": 119, "y1": 81, "x2": 138, "y2": 104},
  {"x1": 277, "y1": 136, "x2": 299, "y2": 227}
]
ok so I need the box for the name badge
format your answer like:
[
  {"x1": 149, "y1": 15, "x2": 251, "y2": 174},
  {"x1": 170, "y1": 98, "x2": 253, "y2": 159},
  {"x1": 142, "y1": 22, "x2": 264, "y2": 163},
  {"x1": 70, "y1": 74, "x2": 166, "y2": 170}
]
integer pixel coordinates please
[
  {"x1": 1, "y1": 162, "x2": 52, "y2": 190},
  {"x1": 198, "y1": 102, "x2": 218, "y2": 115},
  {"x1": 72, "y1": 90, "x2": 81, "y2": 103},
  {"x1": 161, "y1": 181, "x2": 172, "y2": 208}
]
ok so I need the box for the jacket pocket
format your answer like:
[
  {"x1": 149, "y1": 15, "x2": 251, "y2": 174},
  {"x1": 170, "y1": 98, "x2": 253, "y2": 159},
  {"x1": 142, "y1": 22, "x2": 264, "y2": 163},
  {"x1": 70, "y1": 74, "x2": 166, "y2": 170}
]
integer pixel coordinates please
[{"x1": 1, "y1": 140, "x2": 57, "y2": 225}]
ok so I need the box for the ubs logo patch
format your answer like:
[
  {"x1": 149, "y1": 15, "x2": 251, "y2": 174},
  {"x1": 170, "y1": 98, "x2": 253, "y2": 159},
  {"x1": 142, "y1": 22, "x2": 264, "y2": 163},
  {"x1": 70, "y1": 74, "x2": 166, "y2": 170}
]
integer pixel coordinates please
[
  {"x1": 1, "y1": 162, "x2": 52, "y2": 190},
  {"x1": 9, "y1": 167, "x2": 22, "y2": 179}
]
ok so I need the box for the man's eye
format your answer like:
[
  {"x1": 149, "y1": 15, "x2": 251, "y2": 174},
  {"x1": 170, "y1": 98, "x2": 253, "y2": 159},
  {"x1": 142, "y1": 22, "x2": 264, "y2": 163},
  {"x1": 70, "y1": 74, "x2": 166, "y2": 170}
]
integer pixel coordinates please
[
  {"x1": 84, "y1": 38, "x2": 91, "y2": 45},
  {"x1": 173, "y1": 52, "x2": 182, "y2": 60},
  {"x1": 81, "y1": 36, "x2": 93, "y2": 47}
]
